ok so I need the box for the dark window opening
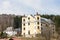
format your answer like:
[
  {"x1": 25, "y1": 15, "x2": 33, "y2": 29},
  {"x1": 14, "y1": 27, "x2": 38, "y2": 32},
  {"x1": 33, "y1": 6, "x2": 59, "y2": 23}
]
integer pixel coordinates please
[
  {"x1": 24, "y1": 27, "x2": 25, "y2": 30},
  {"x1": 46, "y1": 24, "x2": 47, "y2": 26},
  {"x1": 53, "y1": 28, "x2": 54, "y2": 30},
  {"x1": 23, "y1": 24, "x2": 25, "y2": 26},
  {"x1": 28, "y1": 23, "x2": 30, "y2": 25},
  {"x1": 23, "y1": 19, "x2": 25, "y2": 21},
  {"x1": 24, "y1": 33, "x2": 25, "y2": 36},
  {"x1": 37, "y1": 22, "x2": 39, "y2": 25},
  {"x1": 28, "y1": 17, "x2": 30, "y2": 20},
  {"x1": 41, "y1": 24, "x2": 42, "y2": 26},
  {"x1": 37, "y1": 17, "x2": 39, "y2": 20},
  {"x1": 53, "y1": 31, "x2": 54, "y2": 34},
  {"x1": 41, "y1": 27, "x2": 43, "y2": 30},
  {"x1": 38, "y1": 26, "x2": 39, "y2": 29},
  {"x1": 28, "y1": 31, "x2": 30, "y2": 35}
]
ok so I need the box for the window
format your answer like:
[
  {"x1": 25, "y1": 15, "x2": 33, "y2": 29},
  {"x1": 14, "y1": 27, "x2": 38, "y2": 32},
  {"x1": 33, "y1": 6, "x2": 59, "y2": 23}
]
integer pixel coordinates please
[
  {"x1": 28, "y1": 17, "x2": 30, "y2": 20},
  {"x1": 37, "y1": 17, "x2": 39, "y2": 20},
  {"x1": 24, "y1": 27, "x2": 25, "y2": 30},
  {"x1": 23, "y1": 19, "x2": 25, "y2": 21},
  {"x1": 38, "y1": 26, "x2": 39, "y2": 29},
  {"x1": 53, "y1": 31, "x2": 54, "y2": 34},
  {"x1": 37, "y1": 22, "x2": 39, "y2": 25},
  {"x1": 28, "y1": 31, "x2": 30, "y2": 35},
  {"x1": 41, "y1": 27, "x2": 43, "y2": 30},
  {"x1": 41, "y1": 24, "x2": 42, "y2": 26},
  {"x1": 53, "y1": 28, "x2": 54, "y2": 31},
  {"x1": 53, "y1": 29, "x2": 54, "y2": 30},
  {"x1": 28, "y1": 23, "x2": 30, "y2": 25},
  {"x1": 24, "y1": 33, "x2": 25, "y2": 36},
  {"x1": 46, "y1": 24, "x2": 47, "y2": 26},
  {"x1": 23, "y1": 23, "x2": 25, "y2": 26}
]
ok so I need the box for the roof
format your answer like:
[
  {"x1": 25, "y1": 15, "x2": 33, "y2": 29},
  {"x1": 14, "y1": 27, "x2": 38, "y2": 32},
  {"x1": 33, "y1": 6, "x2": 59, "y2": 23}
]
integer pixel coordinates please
[
  {"x1": 41, "y1": 17, "x2": 54, "y2": 24},
  {"x1": 4, "y1": 27, "x2": 13, "y2": 32}
]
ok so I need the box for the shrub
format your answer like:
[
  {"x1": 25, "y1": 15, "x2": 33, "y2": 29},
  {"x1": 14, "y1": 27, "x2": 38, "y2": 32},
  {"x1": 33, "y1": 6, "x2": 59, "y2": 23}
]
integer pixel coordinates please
[{"x1": 0, "y1": 32, "x2": 7, "y2": 38}]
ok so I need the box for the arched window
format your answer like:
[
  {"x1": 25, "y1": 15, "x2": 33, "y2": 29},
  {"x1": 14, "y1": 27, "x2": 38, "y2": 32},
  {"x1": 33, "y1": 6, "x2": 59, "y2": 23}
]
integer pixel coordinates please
[
  {"x1": 24, "y1": 27, "x2": 25, "y2": 30},
  {"x1": 37, "y1": 17, "x2": 39, "y2": 20},
  {"x1": 23, "y1": 19, "x2": 25, "y2": 21},
  {"x1": 38, "y1": 26, "x2": 39, "y2": 29},
  {"x1": 28, "y1": 17, "x2": 30, "y2": 20}
]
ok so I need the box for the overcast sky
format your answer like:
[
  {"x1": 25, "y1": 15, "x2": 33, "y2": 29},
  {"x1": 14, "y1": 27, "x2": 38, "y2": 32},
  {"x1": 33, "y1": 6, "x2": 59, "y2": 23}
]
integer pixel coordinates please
[{"x1": 0, "y1": 0, "x2": 60, "y2": 15}]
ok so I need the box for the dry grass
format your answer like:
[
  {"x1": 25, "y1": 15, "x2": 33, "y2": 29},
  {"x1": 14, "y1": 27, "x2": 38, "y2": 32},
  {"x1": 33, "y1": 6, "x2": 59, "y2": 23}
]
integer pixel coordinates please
[{"x1": 21, "y1": 37, "x2": 40, "y2": 40}]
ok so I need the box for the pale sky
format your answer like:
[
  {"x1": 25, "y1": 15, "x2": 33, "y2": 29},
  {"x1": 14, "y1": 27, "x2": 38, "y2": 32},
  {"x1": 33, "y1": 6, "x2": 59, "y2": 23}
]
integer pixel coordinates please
[{"x1": 0, "y1": 0, "x2": 60, "y2": 15}]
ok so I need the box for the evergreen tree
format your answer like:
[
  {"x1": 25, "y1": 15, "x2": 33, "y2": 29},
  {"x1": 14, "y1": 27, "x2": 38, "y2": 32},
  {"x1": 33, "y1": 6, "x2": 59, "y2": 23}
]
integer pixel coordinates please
[{"x1": 13, "y1": 16, "x2": 22, "y2": 29}]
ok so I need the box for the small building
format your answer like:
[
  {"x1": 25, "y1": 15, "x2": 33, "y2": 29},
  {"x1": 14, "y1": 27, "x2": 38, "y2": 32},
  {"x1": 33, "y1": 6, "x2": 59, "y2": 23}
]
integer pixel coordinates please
[
  {"x1": 41, "y1": 18, "x2": 55, "y2": 37},
  {"x1": 22, "y1": 13, "x2": 41, "y2": 37},
  {"x1": 4, "y1": 27, "x2": 17, "y2": 36}
]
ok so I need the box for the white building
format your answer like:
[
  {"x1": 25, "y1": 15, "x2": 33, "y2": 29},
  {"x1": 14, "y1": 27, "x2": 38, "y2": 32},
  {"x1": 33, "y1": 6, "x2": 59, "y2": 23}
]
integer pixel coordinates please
[
  {"x1": 22, "y1": 13, "x2": 41, "y2": 37},
  {"x1": 4, "y1": 27, "x2": 17, "y2": 36}
]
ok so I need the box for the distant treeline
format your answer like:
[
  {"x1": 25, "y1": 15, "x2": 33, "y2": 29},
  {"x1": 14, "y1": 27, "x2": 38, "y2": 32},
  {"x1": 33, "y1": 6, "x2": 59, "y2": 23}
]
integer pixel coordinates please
[
  {"x1": 41, "y1": 15, "x2": 60, "y2": 34},
  {"x1": 13, "y1": 16, "x2": 22, "y2": 29}
]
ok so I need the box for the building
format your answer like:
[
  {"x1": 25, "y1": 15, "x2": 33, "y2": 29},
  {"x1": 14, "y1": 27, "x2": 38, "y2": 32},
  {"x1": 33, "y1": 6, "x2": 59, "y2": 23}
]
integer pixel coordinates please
[
  {"x1": 4, "y1": 27, "x2": 17, "y2": 36},
  {"x1": 41, "y1": 18, "x2": 55, "y2": 37},
  {"x1": 22, "y1": 13, "x2": 41, "y2": 37}
]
